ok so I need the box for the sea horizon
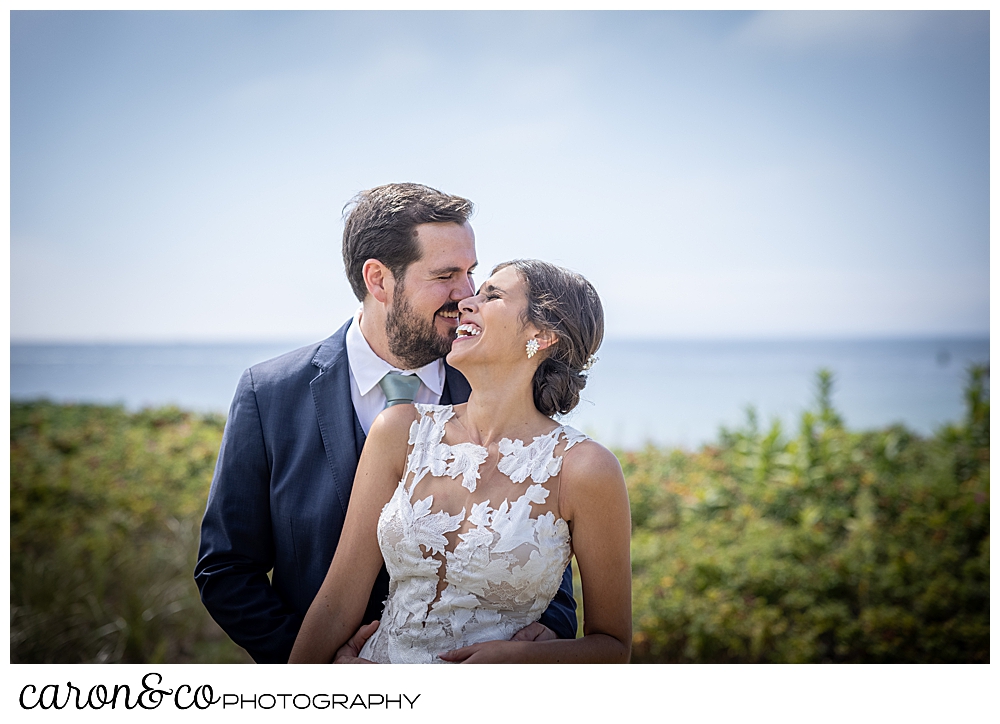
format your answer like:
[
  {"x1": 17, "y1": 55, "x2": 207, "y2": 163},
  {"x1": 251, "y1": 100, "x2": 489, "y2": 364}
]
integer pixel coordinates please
[
  {"x1": 10, "y1": 336, "x2": 990, "y2": 450},
  {"x1": 9, "y1": 332, "x2": 990, "y2": 344}
]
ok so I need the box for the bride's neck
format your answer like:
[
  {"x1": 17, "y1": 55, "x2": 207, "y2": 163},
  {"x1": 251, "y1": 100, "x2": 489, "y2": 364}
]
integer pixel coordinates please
[{"x1": 459, "y1": 369, "x2": 549, "y2": 446}]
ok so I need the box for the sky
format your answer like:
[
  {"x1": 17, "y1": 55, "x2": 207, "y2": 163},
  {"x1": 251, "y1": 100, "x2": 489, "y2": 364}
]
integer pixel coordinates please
[{"x1": 10, "y1": 10, "x2": 990, "y2": 342}]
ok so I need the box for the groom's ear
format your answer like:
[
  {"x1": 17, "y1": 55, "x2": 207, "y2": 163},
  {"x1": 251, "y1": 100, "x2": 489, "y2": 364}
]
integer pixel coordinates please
[{"x1": 363, "y1": 259, "x2": 394, "y2": 305}]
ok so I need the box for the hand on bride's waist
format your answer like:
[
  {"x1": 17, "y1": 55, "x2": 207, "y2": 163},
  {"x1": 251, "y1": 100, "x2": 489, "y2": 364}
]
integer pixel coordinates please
[
  {"x1": 437, "y1": 621, "x2": 558, "y2": 664},
  {"x1": 333, "y1": 620, "x2": 379, "y2": 664}
]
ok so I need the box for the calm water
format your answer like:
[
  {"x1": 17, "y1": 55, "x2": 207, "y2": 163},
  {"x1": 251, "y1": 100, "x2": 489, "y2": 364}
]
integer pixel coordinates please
[{"x1": 10, "y1": 338, "x2": 989, "y2": 450}]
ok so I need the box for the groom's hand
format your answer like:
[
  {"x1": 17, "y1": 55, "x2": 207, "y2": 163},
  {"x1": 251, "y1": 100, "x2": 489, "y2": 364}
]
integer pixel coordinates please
[
  {"x1": 438, "y1": 623, "x2": 555, "y2": 663},
  {"x1": 509, "y1": 621, "x2": 557, "y2": 642},
  {"x1": 333, "y1": 620, "x2": 379, "y2": 664},
  {"x1": 438, "y1": 640, "x2": 526, "y2": 664}
]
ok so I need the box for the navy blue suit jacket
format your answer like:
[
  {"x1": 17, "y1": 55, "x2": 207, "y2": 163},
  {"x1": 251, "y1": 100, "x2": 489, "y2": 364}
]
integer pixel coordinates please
[{"x1": 195, "y1": 320, "x2": 577, "y2": 663}]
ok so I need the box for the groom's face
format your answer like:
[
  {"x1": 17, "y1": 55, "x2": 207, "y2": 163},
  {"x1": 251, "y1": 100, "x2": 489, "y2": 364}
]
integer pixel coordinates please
[{"x1": 385, "y1": 221, "x2": 478, "y2": 369}]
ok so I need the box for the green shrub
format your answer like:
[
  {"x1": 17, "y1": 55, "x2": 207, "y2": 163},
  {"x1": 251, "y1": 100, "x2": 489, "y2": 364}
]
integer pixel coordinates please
[
  {"x1": 627, "y1": 367, "x2": 989, "y2": 662},
  {"x1": 10, "y1": 366, "x2": 989, "y2": 663},
  {"x1": 10, "y1": 401, "x2": 250, "y2": 663}
]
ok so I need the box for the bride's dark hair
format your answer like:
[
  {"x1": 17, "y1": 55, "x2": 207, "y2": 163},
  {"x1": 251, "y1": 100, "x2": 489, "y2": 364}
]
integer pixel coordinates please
[{"x1": 493, "y1": 259, "x2": 604, "y2": 417}]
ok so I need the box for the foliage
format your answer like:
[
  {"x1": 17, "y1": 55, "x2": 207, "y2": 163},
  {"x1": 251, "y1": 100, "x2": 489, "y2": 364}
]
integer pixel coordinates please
[
  {"x1": 626, "y1": 366, "x2": 989, "y2": 663},
  {"x1": 10, "y1": 401, "x2": 250, "y2": 663},
  {"x1": 10, "y1": 366, "x2": 989, "y2": 663}
]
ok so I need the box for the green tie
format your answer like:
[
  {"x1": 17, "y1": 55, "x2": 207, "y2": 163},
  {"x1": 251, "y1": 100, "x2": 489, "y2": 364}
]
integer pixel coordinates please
[{"x1": 378, "y1": 372, "x2": 422, "y2": 408}]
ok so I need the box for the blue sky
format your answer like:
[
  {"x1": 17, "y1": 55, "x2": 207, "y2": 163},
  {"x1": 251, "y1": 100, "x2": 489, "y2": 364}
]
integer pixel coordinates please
[{"x1": 10, "y1": 10, "x2": 989, "y2": 341}]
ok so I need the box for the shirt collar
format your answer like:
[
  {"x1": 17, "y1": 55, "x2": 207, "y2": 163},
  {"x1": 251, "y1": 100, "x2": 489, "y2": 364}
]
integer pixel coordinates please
[{"x1": 345, "y1": 308, "x2": 445, "y2": 397}]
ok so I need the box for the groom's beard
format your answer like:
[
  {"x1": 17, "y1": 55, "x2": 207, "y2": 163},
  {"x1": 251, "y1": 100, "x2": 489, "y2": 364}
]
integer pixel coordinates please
[{"x1": 385, "y1": 289, "x2": 457, "y2": 370}]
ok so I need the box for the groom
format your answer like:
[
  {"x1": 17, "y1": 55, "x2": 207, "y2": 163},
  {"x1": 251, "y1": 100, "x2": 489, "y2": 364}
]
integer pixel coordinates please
[{"x1": 195, "y1": 183, "x2": 577, "y2": 663}]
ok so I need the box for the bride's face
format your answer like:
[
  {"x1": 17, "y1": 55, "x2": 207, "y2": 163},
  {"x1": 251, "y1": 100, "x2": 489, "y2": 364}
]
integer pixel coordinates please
[{"x1": 447, "y1": 265, "x2": 540, "y2": 370}]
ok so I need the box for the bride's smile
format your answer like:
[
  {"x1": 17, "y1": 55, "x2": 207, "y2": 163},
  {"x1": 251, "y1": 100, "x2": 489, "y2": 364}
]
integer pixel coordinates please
[{"x1": 447, "y1": 265, "x2": 549, "y2": 371}]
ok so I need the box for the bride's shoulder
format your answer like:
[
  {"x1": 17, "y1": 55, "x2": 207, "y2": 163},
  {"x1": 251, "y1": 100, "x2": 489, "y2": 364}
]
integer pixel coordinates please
[
  {"x1": 558, "y1": 436, "x2": 628, "y2": 523},
  {"x1": 559, "y1": 435, "x2": 624, "y2": 488},
  {"x1": 368, "y1": 404, "x2": 422, "y2": 446}
]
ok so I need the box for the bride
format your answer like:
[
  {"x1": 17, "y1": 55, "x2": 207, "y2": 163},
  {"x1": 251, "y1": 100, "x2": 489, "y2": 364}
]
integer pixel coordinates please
[{"x1": 289, "y1": 259, "x2": 631, "y2": 664}]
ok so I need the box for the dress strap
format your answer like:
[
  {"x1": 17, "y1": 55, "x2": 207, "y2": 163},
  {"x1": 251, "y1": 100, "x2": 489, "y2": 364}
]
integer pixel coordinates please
[
  {"x1": 405, "y1": 404, "x2": 454, "y2": 486},
  {"x1": 559, "y1": 425, "x2": 590, "y2": 450},
  {"x1": 496, "y1": 425, "x2": 590, "y2": 485}
]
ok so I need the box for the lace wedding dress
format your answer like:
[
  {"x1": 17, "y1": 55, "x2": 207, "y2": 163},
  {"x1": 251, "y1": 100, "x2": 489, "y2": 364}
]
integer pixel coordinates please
[{"x1": 358, "y1": 404, "x2": 588, "y2": 664}]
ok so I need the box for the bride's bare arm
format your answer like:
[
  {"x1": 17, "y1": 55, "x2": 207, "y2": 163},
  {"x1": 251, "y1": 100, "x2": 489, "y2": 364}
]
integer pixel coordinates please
[
  {"x1": 441, "y1": 441, "x2": 632, "y2": 664},
  {"x1": 287, "y1": 405, "x2": 415, "y2": 663}
]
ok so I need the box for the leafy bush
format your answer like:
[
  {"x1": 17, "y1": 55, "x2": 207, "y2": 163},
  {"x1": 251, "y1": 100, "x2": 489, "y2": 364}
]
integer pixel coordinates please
[
  {"x1": 627, "y1": 367, "x2": 989, "y2": 663},
  {"x1": 10, "y1": 401, "x2": 250, "y2": 663},
  {"x1": 10, "y1": 367, "x2": 988, "y2": 663}
]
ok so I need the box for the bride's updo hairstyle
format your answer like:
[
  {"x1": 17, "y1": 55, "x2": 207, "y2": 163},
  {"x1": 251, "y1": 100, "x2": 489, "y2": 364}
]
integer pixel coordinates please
[{"x1": 494, "y1": 259, "x2": 604, "y2": 417}]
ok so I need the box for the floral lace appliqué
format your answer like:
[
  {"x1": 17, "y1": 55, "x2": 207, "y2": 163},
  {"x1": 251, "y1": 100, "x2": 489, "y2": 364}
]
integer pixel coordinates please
[
  {"x1": 406, "y1": 405, "x2": 454, "y2": 484},
  {"x1": 445, "y1": 443, "x2": 489, "y2": 492},
  {"x1": 561, "y1": 425, "x2": 589, "y2": 450},
  {"x1": 497, "y1": 432, "x2": 563, "y2": 484},
  {"x1": 359, "y1": 404, "x2": 589, "y2": 664}
]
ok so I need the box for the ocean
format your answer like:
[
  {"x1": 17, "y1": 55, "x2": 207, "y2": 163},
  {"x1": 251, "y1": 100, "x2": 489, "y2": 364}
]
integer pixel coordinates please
[{"x1": 10, "y1": 337, "x2": 989, "y2": 450}]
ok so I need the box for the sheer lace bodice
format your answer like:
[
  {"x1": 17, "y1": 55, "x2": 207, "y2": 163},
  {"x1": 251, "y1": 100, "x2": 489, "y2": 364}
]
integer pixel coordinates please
[{"x1": 358, "y1": 404, "x2": 588, "y2": 664}]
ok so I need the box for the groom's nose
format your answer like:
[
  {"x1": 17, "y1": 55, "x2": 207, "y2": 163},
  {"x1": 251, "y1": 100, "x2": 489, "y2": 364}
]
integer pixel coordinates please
[{"x1": 451, "y1": 274, "x2": 475, "y2": 300}]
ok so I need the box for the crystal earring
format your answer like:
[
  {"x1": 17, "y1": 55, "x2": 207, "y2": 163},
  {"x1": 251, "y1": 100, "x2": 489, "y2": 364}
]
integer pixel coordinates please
[{"x1": 526, "y1": 339, "x2": 540, "y2": 359}]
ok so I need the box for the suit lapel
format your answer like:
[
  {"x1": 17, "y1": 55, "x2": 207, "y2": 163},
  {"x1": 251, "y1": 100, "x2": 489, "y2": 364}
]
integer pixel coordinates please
[
  {"x1": 311, "y1": 326, "x2": 471, "y2": 517},
  {"x1": 310, "y1": 321, "x2": 357, "y2": 517},
  {"x1": 441, "y1": 362, "x2": 472, "y2": 405}
]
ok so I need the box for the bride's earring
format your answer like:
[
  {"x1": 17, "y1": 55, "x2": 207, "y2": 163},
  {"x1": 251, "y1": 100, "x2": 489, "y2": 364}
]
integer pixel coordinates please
[{"x1": 526, "y1": 339, "x2": 540, "y2": 359}]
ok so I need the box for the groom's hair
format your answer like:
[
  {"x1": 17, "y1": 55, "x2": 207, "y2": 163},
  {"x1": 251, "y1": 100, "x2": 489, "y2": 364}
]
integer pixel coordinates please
[{"x1": 342, "y1": 183, "x2": 475, "y2": 302}]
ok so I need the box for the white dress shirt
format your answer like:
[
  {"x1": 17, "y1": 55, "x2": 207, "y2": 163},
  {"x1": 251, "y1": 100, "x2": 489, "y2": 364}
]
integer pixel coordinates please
[{"x1": 345, "y1": 309, "x2": 445, "y2": 435}]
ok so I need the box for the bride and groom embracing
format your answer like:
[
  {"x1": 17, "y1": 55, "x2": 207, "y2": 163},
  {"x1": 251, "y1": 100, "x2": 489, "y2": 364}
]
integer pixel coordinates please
[{"x1": 195, "y1": 183, "x2": 631, "y2": 664}]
